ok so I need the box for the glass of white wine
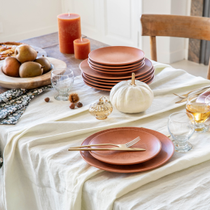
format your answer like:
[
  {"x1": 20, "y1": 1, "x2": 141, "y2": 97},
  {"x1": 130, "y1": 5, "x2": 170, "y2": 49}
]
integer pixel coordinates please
[
  {"x1": 51, "y1": 68, "x2": 74, "y2": 101},
  {"x1": 186, "y1": 90, "x2": 210, "y2": 133}
]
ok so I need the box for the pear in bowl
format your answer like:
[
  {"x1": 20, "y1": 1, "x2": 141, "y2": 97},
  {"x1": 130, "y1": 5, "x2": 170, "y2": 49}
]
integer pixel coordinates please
[
  {"x1": 35, "y1": 57, "x2": 51, "y2": 73},
  {"x1": 19, "y1": 62, "x2": 43, "y2": 78},
  {"x1": 15, "y1": 44, "x2": 37, "y2": 63}
]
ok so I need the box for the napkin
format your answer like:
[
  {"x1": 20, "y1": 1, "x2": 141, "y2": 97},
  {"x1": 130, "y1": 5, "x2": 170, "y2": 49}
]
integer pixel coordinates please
[{"x1": 0, "y1": 85, "x2": 51, "y2": 125}]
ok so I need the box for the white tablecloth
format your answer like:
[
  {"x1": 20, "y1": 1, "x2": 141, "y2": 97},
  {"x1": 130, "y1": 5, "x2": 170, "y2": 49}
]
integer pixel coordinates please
[{"x1": 1, "y1": 61, "x2": 210, "y2": 210}]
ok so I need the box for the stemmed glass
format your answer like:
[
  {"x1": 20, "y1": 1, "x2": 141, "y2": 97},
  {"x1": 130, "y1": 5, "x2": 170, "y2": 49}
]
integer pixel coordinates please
[
  {"x1": 186, "y1": 90, "x2": 210, "y2": 133},
  {"x1": 51, "y1": 68, "x2": 74, "y2": 101},
  {"x1": 168, "y1": 111, "x2": 195, "y2": 153}
]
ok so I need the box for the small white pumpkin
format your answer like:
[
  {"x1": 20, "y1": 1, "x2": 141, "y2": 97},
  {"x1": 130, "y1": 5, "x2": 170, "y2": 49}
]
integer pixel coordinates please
[{"x1": 110, "y1": 73, "x2": 154, "y2": 113}]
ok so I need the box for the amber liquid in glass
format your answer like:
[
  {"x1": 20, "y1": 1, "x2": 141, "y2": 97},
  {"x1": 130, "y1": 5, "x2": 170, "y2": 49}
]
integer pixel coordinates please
[{"x1": 186, "y1": 103, "x2": 210, "y2": 123}]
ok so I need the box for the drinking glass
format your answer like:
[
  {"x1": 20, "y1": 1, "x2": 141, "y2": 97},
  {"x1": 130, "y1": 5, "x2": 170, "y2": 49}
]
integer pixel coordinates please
[
  {"x1": 186, "y1": 90, "x2": 210, "y2": 133},
  {"x1": 168, "y1": 111, "x2": 195, "y2": 152},
  {"x1": 51, "y1": 68, "x2": 74, "y2": 101}
]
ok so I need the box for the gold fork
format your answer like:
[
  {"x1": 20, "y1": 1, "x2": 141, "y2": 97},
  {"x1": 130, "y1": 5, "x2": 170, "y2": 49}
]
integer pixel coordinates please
[
  {"x1": 68, "y1": 136, "x2": 145, "y2": 151},
  {"x1": 173, "y1": 85, "x2": 210, "y2": 99}
]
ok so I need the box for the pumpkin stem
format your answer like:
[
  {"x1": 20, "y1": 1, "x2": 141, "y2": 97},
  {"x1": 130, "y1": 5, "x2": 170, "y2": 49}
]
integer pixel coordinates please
[{"x1": 131, "y1": 73, "x2": 135, "y2": 85}]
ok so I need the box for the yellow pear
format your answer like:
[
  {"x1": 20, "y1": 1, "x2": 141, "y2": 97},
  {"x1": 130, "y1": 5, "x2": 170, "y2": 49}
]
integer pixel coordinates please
[
  {"x1": 35, "y1": 57, "x2": 51, "y2": 73},
  {"x1": 15, "y1": 44, "x2": 37, "y2": 63},
  {"x1": 19, "y1": 62, "x2": 43, "y2": 78},
  {"x1": 2, "y1": 57, "x2": 21, "y2": 77}
]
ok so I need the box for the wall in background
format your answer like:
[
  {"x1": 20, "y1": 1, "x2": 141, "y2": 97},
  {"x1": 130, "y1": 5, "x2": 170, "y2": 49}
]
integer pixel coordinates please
[
  {"x1": 0, "y1": 0, "x2": 62, "y2": 42},
  {"x1": 63, "y1": 0, "x2": 142, "y2": 49},
  {"x1": 0, "y1": 0, "x2": 190, "y2": 64},
  {"x1": 64, "y1": 0, "x2": 191, "y2": 64},
  {"x1": 142, "y1": 0, "x2": 191, "y2": 64}
]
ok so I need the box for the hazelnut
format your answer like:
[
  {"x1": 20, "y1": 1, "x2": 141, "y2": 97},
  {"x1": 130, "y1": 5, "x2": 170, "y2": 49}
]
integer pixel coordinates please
[
  {"x1": 77, "y1": 102, "x2": 83, "y2": 108},
  {"x1": 70, "y1": 103, "x2": 75, "y2": 109},
  {"x1": 44, "y1": 97, "x2": 50, "y2": 102}
]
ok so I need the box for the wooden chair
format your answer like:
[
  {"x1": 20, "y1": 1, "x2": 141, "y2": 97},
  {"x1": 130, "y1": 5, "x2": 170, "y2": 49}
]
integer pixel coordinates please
[{"x1": 140, "y1": 14, "x2": 210, "y2": 79}]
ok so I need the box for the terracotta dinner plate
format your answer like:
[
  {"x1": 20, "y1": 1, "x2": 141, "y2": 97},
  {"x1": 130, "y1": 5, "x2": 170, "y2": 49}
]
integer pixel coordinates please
[
  {"x1": 88, "y1": 56, "x2": 144, "y2": 67},
  {"x1": 89, "y1": 128, "x2": 161, "y2": 165},
  {"x1": 80, "y1": 58, "x2": 153, "y2": 79},
  {"x1": 89, "y1": 46, "x2": 145, "y2": 66},
  {"x1": 88, "y1": 62, "x2": 145, "y2": 75},
  {"x1": 82, "y1": 71, "x2": 154, "y2": 89},
  {"x1": 80, "y1": 127, "x2": 175, "y2": 173},
  {"x1": 83, "y1": 80, "x2": 111, "y2": 91},
  {"x1": 82, "y1": 69, "x2": 154, "y2": 86},
  {"x1": 196, "y1": 90, "x2": 210, "y2": 103},
  {"x1": 83, "y1": 75, "x2": 154, "y2": 92},
  {"x1": 83, "y1": 67, "x2": 155, "y2": 84},
  {"x1": 88, "y1": 58, "x2": 145, "y2": 70},
  {"x1": 89, "y1": 63, "x2": 145, "y2": 76}
]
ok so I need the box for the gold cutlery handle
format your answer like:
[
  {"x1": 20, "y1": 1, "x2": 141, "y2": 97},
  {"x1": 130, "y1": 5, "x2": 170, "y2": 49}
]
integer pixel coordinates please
[
  {"x1": 68, "y1": 147, "x2": 146, "y2": 151},
  {"x1": 70, "y1": 143, "x2": 119, "y2": 148}
]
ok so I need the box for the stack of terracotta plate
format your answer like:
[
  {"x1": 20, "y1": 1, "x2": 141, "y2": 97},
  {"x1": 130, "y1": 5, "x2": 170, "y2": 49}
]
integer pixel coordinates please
[
  {"x1": 79, "y1": 46, "x2": 155, "y2": 91},
  {"x1": 80, "y1": 127, "x2": 174, "y2": 173}
]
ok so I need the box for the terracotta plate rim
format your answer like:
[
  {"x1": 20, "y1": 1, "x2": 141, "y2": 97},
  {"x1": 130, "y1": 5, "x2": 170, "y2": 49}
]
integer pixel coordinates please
[
  {"x1": 83, "y1": 67, "x2": 154, "y2": 83},
  {"x1": 82, "y1": 72, "x2": 154, "y2": 88},
  {"x1": 80, "y1": 58, "x2": 153, "y2": 79},
  {"x1": 89, "y1": 46, "x2": 145, "y2": 66},
  {"x1": 196, "y1": 91, "x2": 210, "y2": 103},
  {"x1": 89, "y1": 128, "x2": 162, "y2": 165},
  {"x1": 88, "y1": 58, "x2": 145, "y2": 70},
  {"x1": 88, "y1": 57, "x2": 145, "y2": 67},
  {"x1": 80, "y1": 127, "x2": 175, "y2": 173},
  {"x1": 82, "y1": 68, "x2": 154, "y2": 86},
  {"x1": 83, "y1": 75, "x2": 155, "y2": 92},
  {"x1": 88, "y1": 62, "x2": 145, "y2": 75}
]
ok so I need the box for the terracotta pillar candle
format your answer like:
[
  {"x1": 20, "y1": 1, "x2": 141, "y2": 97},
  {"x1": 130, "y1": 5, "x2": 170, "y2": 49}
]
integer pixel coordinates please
[
  {"x1": 73, "y1": 38, "x2": 90, "y2": 59},
  {"x1": 57, "y1": 13, "x2": 81, "y2": 54}
]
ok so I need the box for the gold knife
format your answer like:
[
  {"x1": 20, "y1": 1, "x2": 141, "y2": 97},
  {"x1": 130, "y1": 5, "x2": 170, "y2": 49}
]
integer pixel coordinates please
[
  {"x1": 68, "y1": 147, "x2": 146, "y2": 151},
  {"x1": 175, "y1": 97, "x2": 188, "y2": 104}
]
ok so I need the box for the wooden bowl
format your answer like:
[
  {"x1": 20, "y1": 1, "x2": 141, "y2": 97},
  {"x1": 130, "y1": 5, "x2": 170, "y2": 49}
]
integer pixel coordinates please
[{"x1": 0, "y1": 57, "x2": 66, "y2": 89}]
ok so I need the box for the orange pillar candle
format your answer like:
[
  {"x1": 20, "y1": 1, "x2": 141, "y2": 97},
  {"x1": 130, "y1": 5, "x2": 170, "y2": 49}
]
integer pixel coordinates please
[
  {"x1": 57, "y1": 13, "x2": 81, "y2": 54},
  {"x1": 73, "y1": 38, "x2": 90, "y2": 59}
]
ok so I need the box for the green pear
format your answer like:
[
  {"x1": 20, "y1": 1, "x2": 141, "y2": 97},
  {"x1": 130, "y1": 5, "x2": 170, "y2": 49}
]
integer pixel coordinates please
[
  {"x1": 35, "y1": 57, "x2": 51, "y2": 73},
  {"x1": 15, "y1": 44, "x2": 37, "y2": 63},
  {"x1": 2, "y1": 57, "x2": 21, "y2": 77},
  {"x1": 19, "y1": 61, "x2": 43, "y2": 78}
]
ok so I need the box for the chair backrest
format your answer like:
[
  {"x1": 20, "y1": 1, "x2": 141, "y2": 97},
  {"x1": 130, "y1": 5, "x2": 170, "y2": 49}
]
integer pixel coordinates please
[{"x1": 140, "y1": 14, "x2": 210, "y2": 79}]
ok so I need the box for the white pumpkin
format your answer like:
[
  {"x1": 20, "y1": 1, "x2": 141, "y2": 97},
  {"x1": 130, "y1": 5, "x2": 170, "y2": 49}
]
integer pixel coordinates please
[{"x1": 110, "y1": 75, "x2": 154, "y2": 113}]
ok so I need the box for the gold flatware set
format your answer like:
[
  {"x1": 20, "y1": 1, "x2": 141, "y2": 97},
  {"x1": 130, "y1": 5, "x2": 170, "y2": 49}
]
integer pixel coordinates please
[
  {"x1": 68, "y1": 136, "x2": 146, "y2": 151},
  {"x1": 174, "y1": 85, "x2": 210, "y2": 103}
]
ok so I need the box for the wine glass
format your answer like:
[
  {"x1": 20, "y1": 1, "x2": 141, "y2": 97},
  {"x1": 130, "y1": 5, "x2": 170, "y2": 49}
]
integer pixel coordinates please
[
  {"x1": 51, "y1": 68, "x2": 74, "y2": 101},
  {"x1": 168, "y1": 111, "x2": 195, "y2": 153},
  {"x1": 186, "y1": 90, "x2": 210, "y2": 133}
]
